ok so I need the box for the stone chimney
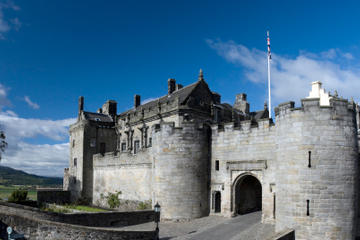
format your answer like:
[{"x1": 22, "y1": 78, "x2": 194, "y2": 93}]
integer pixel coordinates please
[
  {"x1": 176, "y1": 84, "x2": 183, "y2": 91},
  {"x1": 134, "y1": 94, "x2": 141, "y2": 108},
  {"x1": 234, "y1": 93, "x2": 249, "y2": 114},
  {"x1": 168, "y1": 78, "x2": 176, "y2": 94},
  {"x1": 78, "y1": 96, "x2": 84, "y2": 118},
  {"x1": 102, "y1": 100, "x2": 117, "y2": 118}
]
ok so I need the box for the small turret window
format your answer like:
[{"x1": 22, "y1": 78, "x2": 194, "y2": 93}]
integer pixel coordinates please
[
  {"x1": 308, "y1": 151, "x2": 312, "y2": 168},
  {"x1": 148, "y1": 138, "x2": 152, "y2": 147},
  {"x1": 215, "y1": 160, "x2": 219, "y2": 171},
  {"x1": 72, "y1": 140, "x2": 75, "y2": 148},
  {"x1": 100, "y1": 143, "x2": 106, "y2": 155},
  {"x1": 90, "y1": 138, "x2": 96, "y2": 147},
  {"x1": 134, "y1": 140, "x2": 140, "y2": 154},
  {"x1": 121, "y1": 142, "x2": 126, "y2": 152},
  {"x1": 74, "y1": 158, "x2": 77, "y2": 167}
]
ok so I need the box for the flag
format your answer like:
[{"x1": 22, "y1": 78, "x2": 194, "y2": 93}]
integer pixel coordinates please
[{"x1": 267, "y1": 31, "x2": 272, "y2": 60}]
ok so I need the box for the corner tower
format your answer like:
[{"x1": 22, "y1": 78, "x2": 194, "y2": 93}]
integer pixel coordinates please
[{"x1": 274, "y1": 84, "x2": 358, "y2": 239}]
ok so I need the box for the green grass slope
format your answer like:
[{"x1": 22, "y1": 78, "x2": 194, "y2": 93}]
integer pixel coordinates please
[{"x1": 0, "y1": 165, "x2": 62, "y2": 186}]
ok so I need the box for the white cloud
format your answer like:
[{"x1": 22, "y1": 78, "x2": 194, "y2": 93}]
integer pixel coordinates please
[
  {"x1": 0, "y1": 113, "x2": 76, "y2": 177},
  {"x1": 0, "y1": 84, "x2": 76, "y2": 177},
  {"x1": 1, "y1": 142, "x2": 69, "y2": 177},
  {"x1": 24, "y1": 96, "x2": 40, "y2": 109},
  {"x1": 0, "y1": 0, "x2": 20, "y2": 39},
  {"x1": 0, "y1": 84, "x2": 10, "y2": 109},
  {"x1": 207, "y1": 39, "x2": 360, "y2": 105}
]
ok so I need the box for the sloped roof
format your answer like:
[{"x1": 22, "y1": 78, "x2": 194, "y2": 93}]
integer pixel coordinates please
[
  {"x1": 83, "y1": 112, "x2": 113, "y2": 122},
  {"x1": 118, "y1": 81, "x2": 201, "y2": 117}
]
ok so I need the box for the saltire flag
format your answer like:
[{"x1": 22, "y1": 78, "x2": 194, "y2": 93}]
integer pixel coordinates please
[{"x1": 267, "y1": 31, "x2": 272, "y2": 60}]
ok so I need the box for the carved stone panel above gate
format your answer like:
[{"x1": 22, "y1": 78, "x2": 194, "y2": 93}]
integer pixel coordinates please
[{"x1": 226, "y1": 160, "x2": 267, "y2": 171}]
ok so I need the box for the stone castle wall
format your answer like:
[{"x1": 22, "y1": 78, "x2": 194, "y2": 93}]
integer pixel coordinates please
[
  {"x1": 152, "y1": 121, "x2": 210, "y2": 220},
  {"x1": 93, "y1": 149, "x2": 152, "y2": 206},
  {"x1": 274, "y1": 98, "x2": 358, "y2": 240}
]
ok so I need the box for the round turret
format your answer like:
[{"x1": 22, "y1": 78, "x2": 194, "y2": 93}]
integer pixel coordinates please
[
  {"x1": 151, "y1": 122, "x2": 210, "y2": 220},
  {"x1": 275, "y1": 98, "x2": 358, "y2": 239}
]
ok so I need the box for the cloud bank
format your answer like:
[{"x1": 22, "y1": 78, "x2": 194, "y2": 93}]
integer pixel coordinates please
[
  {"x1": 207, "y1": 39, "x2": 360, "y2": 105},
  {"x1": 0, "y1": 86, "x2": 75, "y2": 177}
]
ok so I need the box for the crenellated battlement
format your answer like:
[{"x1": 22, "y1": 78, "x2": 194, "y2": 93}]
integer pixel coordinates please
[
  {"x1": 211, "y1": 118, "x2": 274, "y2": 136},
  {"x1": 275, "y1": 97, "x2": 356, "y2": 121}
]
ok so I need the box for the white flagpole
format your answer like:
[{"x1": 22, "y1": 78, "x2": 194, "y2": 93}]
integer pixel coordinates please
[{"x1": 267, "y1": 30, "x2": 272, "y2": 119}]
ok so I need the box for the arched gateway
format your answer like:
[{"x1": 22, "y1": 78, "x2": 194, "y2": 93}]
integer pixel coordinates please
[{"x1": 234, "y1": 174, "x2": 262, "y2": 215}]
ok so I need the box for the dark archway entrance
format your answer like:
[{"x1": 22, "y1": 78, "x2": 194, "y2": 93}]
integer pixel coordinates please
[
  {"x1": 214, "y1": 191, "x2": 221, "y2": 213},
  {"x1": 234, "y1": 175, "x2": 262, "y2": 215}
]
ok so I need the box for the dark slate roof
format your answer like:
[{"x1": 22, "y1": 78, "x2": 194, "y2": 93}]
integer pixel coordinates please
[
  {"x1": 83, "y1": 112, "x2": 113, "y2": 122},
  {"x1": 250, "y1": 109, "x2": 269, "y2": 120},
  {"x1": 118, "y1": 81, "x2": 200, "y2": 117}
]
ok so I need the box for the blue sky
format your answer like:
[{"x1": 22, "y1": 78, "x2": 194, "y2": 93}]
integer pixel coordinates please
[{"x1": 1, "y1": 0, "x2": 360, "y2": 176}]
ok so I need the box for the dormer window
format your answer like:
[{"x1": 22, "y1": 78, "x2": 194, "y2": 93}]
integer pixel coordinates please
[{"x1": 94, "y1": 118, "x2": 101, "y2": 121}]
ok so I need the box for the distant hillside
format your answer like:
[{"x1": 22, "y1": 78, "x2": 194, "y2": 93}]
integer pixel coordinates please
[{"x1": 0, "y1": 165, "x2": 62, "y2": 186}]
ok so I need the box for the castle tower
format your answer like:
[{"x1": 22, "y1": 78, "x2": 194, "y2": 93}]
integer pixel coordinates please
[
  {"x1": 67, "y1": 97, "x2": 117, "y2": 201},
  {"x1": 151, "y1": 121, "x2": 210, "y2": 220},
  {"x1": 274, "y1": 92, "x2": 358, "y2": 239}
]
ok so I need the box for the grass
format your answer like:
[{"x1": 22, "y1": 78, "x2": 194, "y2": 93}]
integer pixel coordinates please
[
  {"x1": 0, "y1": 185, "x2": 37, "y2": 201},
  {"x1": 64, "y1": 205, "x2": 108, "y2": 212}
]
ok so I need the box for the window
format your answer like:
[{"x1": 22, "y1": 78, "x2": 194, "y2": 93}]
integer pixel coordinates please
[
  {"x1": 100, "y1": 142, "x2": 106, "y2": 155},
  {"x1": 90, "y1": 138, "x2": 96, "y2": 147},
  {"x1": 72, "y1": 139, "x2": 75, "y2": 148},
  {"x1": 308, "y1": 151, "x2": 312, "y2": 168},
  {"x1": 215, "y1": 160, "x2": 219, "y2": 171},
  {"x1": 134, "y1": 140, "x2": 140, "y2": 154},
  {"x1": 148, "y1": 137, "x2": 152, "y2": 147},
  {"x1": 74, "y1": 158, "x2": 77, "y2": 167},
  {"x1": 121, "y1": 142, "x2": 127, "y2": 152}
]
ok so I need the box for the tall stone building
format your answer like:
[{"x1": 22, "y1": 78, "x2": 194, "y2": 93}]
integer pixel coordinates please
[{"x1": 64, "y1": 70, "x2": 360, "y2": 239}]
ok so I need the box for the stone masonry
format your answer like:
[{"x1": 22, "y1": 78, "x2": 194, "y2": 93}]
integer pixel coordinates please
[{"x1": 65, "y1": 71, "x2": 360, "y2": 239}]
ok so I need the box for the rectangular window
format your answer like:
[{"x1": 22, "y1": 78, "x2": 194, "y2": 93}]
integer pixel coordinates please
[
  {"x1": 134, "y1": 140, "x2": 140, "y2": 154},
  {"x1": 121, "y1": 142, "x2": 126, "y2": 152},
  {"x1": 148, "y1": 137, "x2": 152, "y2": 147},
  {"x1": 74, "y1": 158, "x2": 77, "y2": 167},
  {"x1": 215, "y1": 160, "x2": 219, "y2": 171},
  {"x1": 90, "y1": 138, "x2": 96, "y2": 148},
  {"x1": 100, "y1": 142, "x2": 106, "y2": 155},
  {"x1": 308, "y1": 151, "x2": 312, "y2": 168},
  {"x1": 72, "y1": 139, "x2": 75, "y2": 148}
]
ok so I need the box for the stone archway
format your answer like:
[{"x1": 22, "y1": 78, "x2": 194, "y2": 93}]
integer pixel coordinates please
[{"x1": 234, "y1": 174, "x2": 262, "y2": 215}]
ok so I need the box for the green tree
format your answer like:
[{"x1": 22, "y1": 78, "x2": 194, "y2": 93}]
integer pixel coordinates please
[{"x1": 0, "y1": 129, "x2": 7, "y2": 161}]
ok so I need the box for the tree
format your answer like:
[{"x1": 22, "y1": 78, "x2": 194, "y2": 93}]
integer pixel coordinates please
[{"x1": 0, "y1": 129, "x2": 7, "y2": 161}]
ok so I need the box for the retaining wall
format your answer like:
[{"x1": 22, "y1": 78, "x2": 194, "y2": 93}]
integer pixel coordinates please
[{"x1": 0, "y1": 201, "x2": 157, "y2": 240}]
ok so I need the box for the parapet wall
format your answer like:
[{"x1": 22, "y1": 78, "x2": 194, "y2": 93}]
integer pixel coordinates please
[
  {"x1": 152, "y1": 121, "x2": 210, "y2": 220},
  {"x1": 274, "y1": 98, "x2": 358, "y2": 240},
  {"x1": 0, "y1": 202, "x2": 157, "y2": 240}
]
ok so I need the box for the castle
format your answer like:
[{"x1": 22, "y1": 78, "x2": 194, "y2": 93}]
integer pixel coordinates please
[{"x1": 64, "y1": 70, "x2": 360, "y2": 240}]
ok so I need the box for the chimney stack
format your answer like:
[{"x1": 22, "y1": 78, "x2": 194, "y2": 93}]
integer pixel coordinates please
[
  {"x1": 168, "y1": 78, "x2": 176, "y2": 95},
  {"x1": 176, "y1": 84, "x2": 183, "y2": 91},
  {"x1": 134, "y1": 94, "x2": 141, "y2": 108},
  {"x1": 78, "y1": 96, "x2": 84, "y2": 116}
]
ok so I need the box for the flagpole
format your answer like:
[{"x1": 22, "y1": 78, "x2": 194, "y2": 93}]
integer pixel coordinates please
[{"x1": 267, "y1": 30, "x2": 272, "y2": 119}]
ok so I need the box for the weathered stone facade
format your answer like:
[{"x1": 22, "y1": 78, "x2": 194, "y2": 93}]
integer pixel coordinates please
[{"x1": 65, "y1": 71, "x2": 360, "y2": 239}]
